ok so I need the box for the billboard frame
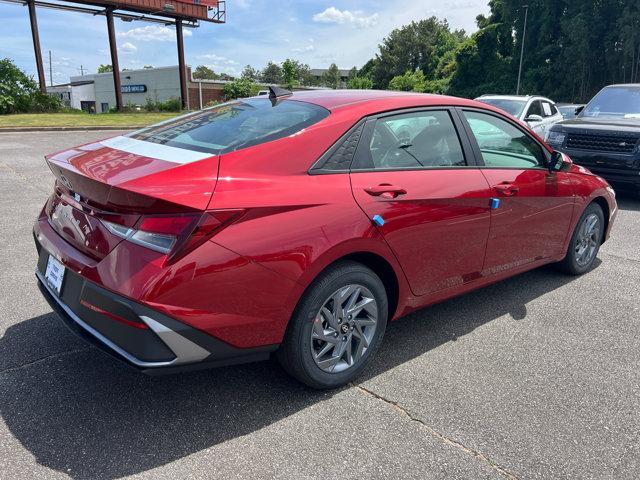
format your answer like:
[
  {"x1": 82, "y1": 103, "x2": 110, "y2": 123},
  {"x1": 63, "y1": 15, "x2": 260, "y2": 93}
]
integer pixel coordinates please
[{"x1": 2, "y1": 0, "x2": 226, "y2": 110}]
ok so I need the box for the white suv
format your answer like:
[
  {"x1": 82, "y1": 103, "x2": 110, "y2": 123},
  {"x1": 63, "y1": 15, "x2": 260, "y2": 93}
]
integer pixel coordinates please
[{"x1": 474, "y1": 95, "x2": 564, "y2": 137}]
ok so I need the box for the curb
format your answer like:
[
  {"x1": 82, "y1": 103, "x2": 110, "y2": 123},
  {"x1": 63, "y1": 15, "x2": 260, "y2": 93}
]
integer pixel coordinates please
[{"x1": 0, "y1": 126, "x2": 139, "y2": 132}]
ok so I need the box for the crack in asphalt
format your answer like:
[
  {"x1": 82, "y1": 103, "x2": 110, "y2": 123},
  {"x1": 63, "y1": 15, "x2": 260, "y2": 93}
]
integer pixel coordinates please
[
  {"x1": 352, "y1": 383, "x2": 520, "y2": 480},
  {"x1": 600, "y1": 251, "x2": 640, "y2": 264},
  {"x1": 0, "y1": 347, "x2": 91, "y2": 375}
]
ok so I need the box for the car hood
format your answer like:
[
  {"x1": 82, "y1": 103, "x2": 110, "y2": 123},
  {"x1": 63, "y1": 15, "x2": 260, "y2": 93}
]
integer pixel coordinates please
[{"x1": 555, "y1": 117, "x2": 640, "y2": 133}]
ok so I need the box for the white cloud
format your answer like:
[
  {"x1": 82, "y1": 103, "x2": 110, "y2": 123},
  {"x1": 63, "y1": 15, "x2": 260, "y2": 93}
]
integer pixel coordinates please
[
  {"x1": 313, "y1": 7, "x2": 379, "y2": 28},
  {"x1": 118, "y1": 25, "x2": 192, "y2": 42},
  {"x1": 292, "y1": 39, "x2": 314, "y2": 53},
  {"x1": 196, "y1": 53, "x2": 238, "y2": 65},
  {"x1": 119, "y1": 42, "x2": 137, "y2": 53},
  {"x1": 195, "y1": 53, "x2": 239, "y2": 75}
]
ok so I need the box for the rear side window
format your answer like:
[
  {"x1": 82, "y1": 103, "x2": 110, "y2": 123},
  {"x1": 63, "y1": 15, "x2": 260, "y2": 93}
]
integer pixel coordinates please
[
  {"x1": 355, "y1": 111, "x2": 466, "y2": 170},
  {"x1": 128, "y1": 98, "x2": 329, "y2": 155},
  {"x1": 526, "y1": 101, "x2": 543, "y2": 118}
]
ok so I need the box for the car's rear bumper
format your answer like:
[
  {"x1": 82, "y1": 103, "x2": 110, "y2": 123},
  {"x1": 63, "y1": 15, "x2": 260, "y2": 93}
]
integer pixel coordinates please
[{"x1": 36, "y1": 245, "x2": 277, "y2": 374}]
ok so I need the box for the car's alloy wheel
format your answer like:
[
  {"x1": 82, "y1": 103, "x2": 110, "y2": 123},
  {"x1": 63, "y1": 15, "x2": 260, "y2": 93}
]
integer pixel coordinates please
[
  {"x1": 574, "y1": 213, "x2": 601, "y2": 268},
  {"x1": 310, "y1": 284, "x2": 378, "y2": 373},
  {"x1": 278, "y1": 261, "x2": 388, "y2": 389},
  {"x1": 558, "y1": 202, "x2": 604, "y2": 275}
]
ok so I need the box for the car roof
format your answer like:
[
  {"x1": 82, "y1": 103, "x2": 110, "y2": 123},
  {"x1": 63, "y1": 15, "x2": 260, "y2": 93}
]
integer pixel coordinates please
[
  {"x1": 275, "y1": 89, "x2": 491, "y2": 114},
  {"x1": 477, "y1": 94, "x2": 556, "y2": 103}
]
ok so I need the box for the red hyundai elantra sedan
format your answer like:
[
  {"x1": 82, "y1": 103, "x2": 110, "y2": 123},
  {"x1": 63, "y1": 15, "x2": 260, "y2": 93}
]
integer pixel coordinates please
[{"x1": 34, "y1": 89, "x2": 616, "y2": 388}]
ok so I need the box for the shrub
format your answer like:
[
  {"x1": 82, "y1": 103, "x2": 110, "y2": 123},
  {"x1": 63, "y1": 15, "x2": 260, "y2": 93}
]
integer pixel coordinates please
[
  {"x1": 222, "y1": 78, "x2": 260, "y2": 100},
  {"x1": 347, "y1": 76, "x2": 373, "y2": 90},
  {"x1": 158, "y1": 97, "x2": 181, "y2": 112},
  {"x1": 0, "y1": 58, "x2": 62, "y2": 114},
  {"x1": 388, "y1": 70, "x2": 426, "y2": 93}
]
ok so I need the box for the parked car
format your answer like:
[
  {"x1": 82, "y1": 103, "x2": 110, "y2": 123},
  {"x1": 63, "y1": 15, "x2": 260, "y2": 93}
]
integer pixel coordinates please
[
  {"x1": 557, "y1": 103, "x2": 585, "y2": 120},
  {"x1": 34, "y1": 89, "x2": 616, "y2": 389},
  {"x1": 475, "y1": 95, "x2": 564, "y2": 136},
  {"x1": 546, "y1": 84, "x2": 640, "y2": 194}
]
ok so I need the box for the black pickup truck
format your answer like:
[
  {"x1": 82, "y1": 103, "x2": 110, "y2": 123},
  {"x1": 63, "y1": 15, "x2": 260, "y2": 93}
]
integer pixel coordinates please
[{"x1": 545, "y1": 84, "x2": 640, "y2": 194}]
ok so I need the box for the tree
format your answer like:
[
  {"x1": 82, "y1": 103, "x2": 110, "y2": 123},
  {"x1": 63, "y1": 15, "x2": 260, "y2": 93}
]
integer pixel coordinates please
[
  {"x1": 348, "y1": 67, "x2": 358, "y2": 79},
  {"x1": 347, "y1": 76, "x2": 373, "y2": 89},
  {"x1": 364, "y1": 17, "x2": 467, "y2": 89},
  {"x1": 241, "y1": 65, "x2": 259, "y2": 81},
  {"x1": 143, "y1": 65, "x2": 154, "y2": 69},
  {"x1": 388, "y1": 70, "x2": 426, "y2": 92},
  {"x1": 97, "y1": 64, "x2": 113, "y2": 73},
  {"x1": 261, "y1": 62, "x2": 282, "y2": 84},
  {"x1": 322, "y1": 63, "x2": 341, "y2": 89},
  {"x1": 193, "y1": 65, "x2": 218, "y2": 80},
  {"x1": 0, "y1": 58, "x2": 61, "y2": 114},
  {"x1": 282, "y1": 58, "x2": 298, "y2": 89},
  {"x1": 222, "y1": 78, "x2": 259, "y2": 100}
]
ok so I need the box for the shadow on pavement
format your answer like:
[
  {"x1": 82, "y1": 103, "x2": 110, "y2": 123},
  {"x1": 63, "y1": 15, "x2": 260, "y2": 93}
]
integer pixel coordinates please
[
  {"x1": 0, "y1": 264, "x2": 585, "y2": 479},
  {"x1": 616, "y1": 193, "x2": 640, "y2": 212}
]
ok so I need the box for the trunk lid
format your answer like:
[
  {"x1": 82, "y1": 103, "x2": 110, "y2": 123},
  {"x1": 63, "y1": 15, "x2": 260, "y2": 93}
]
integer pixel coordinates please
[{"x1": 44, "y1": 135, "x2": 219, "y2": 259}]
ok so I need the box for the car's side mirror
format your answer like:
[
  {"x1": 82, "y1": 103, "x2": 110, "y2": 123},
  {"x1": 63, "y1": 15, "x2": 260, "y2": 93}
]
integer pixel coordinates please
[
  {"x1": 525, "y1": 114, "x2": 544, "y2": 123},
  {"x1": 550, "y1": 151, "x2": 572, "y2": 172},
  {"x1": 575, "y1": 105, "x2": 585, "y2": 116}
]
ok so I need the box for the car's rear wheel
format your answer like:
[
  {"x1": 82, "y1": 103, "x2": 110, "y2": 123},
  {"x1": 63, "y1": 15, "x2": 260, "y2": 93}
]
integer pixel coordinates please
[
  {"x1": 557, "y1": 202, "x2": 604, "y2": 275},
  {"x1": 278, "y1": 261, "x2": 388, "y2": 389}
]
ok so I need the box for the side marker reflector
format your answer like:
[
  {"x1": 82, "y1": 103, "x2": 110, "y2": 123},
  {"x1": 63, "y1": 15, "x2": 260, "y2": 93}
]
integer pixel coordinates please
[
  {"x1": 491, "y1": 198, "x2": 500, "y2": 210},
  {"x1": 372, "y1": 215, "x2": 385, "y2": 226}
]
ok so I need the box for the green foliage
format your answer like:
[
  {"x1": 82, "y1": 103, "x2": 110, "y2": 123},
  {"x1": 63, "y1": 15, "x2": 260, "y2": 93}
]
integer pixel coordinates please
[
  {"x1": 143, "y1": 97, "x2": 182, "y2": 112},
  {"x1": 0, "y1": 58, "x2": 62, "y2": 114},
  {"x1": 261, "y1": 62, "x2": 283, "y2": 84},
  {"x1": 447, "y1": 0, "x2": 640, "y2": 102},
  {"x1": 347, "y1": 76, "x2": 373, "y2": 89},
  {"x1": 193, "y1": 65, "x2": 218, "y2": 80},
  {"x1": 388, "y1": 70, "x2": 426, "y2": 92},
  {"x1": 97, "y1": 64, "x2": 113, "y2": 73},
  {"x1": 222, "y1": 78, "x2": 260, "y2": 100},
  {"x1": 322, "y1": 63, "x2": 341, "y2": 89},
  {"x1": 366, "y1": 18, "x2": 467, "y2": 90},
  {"x1": 282, "y1": 59, "x2": 299, "y2": 89},
  {"x1": 241, "y1": 65, "x2": 259, "y2": 81}
]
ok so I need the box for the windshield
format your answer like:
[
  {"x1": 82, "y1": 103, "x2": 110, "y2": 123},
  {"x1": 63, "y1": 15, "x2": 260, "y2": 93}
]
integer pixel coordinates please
[
  {"x1": 477, "y1": 98, "x2": 527, "y2": 117},
  {"x1": 582, "y1": 86, "x2": 640, "y2": 119},
  {"x1": 129, "y1": 98, "x2": 330, "y2": 154}
]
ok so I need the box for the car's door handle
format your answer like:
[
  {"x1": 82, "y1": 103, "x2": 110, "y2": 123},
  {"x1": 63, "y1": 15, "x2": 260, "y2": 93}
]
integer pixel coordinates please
[
  {"x1": 364, "y1": 184, "x2": 407, "y2": 198},
  {"x1": 494, "y1": 182, "x2": 519, "y2": 196}
]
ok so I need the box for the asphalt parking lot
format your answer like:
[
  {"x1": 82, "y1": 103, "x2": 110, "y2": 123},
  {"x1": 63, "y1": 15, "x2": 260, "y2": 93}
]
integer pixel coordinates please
[{"x1": 0, "y1": 130, "x2": 639, "y2": 479}]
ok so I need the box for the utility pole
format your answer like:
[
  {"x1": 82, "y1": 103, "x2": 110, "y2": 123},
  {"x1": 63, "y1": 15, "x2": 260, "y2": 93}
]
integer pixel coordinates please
[
  {"x1": 79, "y1": 65, "x2": 85, "y2": 76},
  {"x1": 48, "y1": 50, "x2": 53, "y2": 86},
  {"x1": 516, "y1": 4, "x2": 529, "y2": 96},
  {"x1": 27, "y1": 0, "x2": 46, "y2": 92}
]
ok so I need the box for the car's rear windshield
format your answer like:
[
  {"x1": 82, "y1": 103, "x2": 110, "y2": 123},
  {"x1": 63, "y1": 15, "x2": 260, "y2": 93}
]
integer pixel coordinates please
[
  {"x1": 582, "y1": 86, "x2": 640, "y2": 119},
  {"x1": 477, "y1": 98, "x2": 527, "y2": 118},
  {"x1": 128, "y1": 98, "x2": 330, "y2": 154}
]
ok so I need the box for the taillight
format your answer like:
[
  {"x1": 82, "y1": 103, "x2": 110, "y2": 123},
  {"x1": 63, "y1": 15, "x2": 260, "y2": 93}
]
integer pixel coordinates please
[{"x1": 101, "y1": 210, "x2": 243, "y2": 260}]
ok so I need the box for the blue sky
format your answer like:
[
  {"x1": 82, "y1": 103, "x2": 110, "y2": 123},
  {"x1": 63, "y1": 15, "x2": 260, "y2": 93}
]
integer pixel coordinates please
[{"x1": 0, "y1": 0, "x2": 488, "y2": 84}]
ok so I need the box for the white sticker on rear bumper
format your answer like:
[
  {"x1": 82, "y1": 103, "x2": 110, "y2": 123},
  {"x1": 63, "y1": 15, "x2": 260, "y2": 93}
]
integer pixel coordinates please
[{"x1": 101, "y1": 136, "x2": 212, "y2": 164}]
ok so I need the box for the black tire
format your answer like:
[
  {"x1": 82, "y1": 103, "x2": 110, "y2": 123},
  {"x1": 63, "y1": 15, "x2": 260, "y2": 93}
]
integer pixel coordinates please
[
  {"x1": 277, "y1": 261, "x2": 388, "y2": 389},
  {"x1": 557, "y1": 202, "x2": 604, "y2": 275}
]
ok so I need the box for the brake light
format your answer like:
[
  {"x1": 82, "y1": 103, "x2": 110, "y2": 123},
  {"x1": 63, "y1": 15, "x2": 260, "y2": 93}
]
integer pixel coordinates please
[{"x1": 101, "y1": 210, "x2": 243, "y2": 260}]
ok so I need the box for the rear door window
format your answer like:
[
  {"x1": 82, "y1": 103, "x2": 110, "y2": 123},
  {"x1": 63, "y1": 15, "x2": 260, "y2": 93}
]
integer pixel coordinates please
[
  {"x1": 128, "y1": 98, "x2": 330, "y2": 155},
  {"x1": 526, "y1": 101, "x2": 543, "y2": 118},
  {"x1": 355, "y1": 111, "x2": 466, "y2": 170}
]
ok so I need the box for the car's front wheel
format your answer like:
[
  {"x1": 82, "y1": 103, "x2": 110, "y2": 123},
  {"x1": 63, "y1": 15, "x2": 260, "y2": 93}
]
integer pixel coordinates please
[
  {"x1": 278, "y1": 261, "x2": 388, "y2": 389},
  {"x1": 557, "y1": 202, "x2": 604, "y2": 275}
]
